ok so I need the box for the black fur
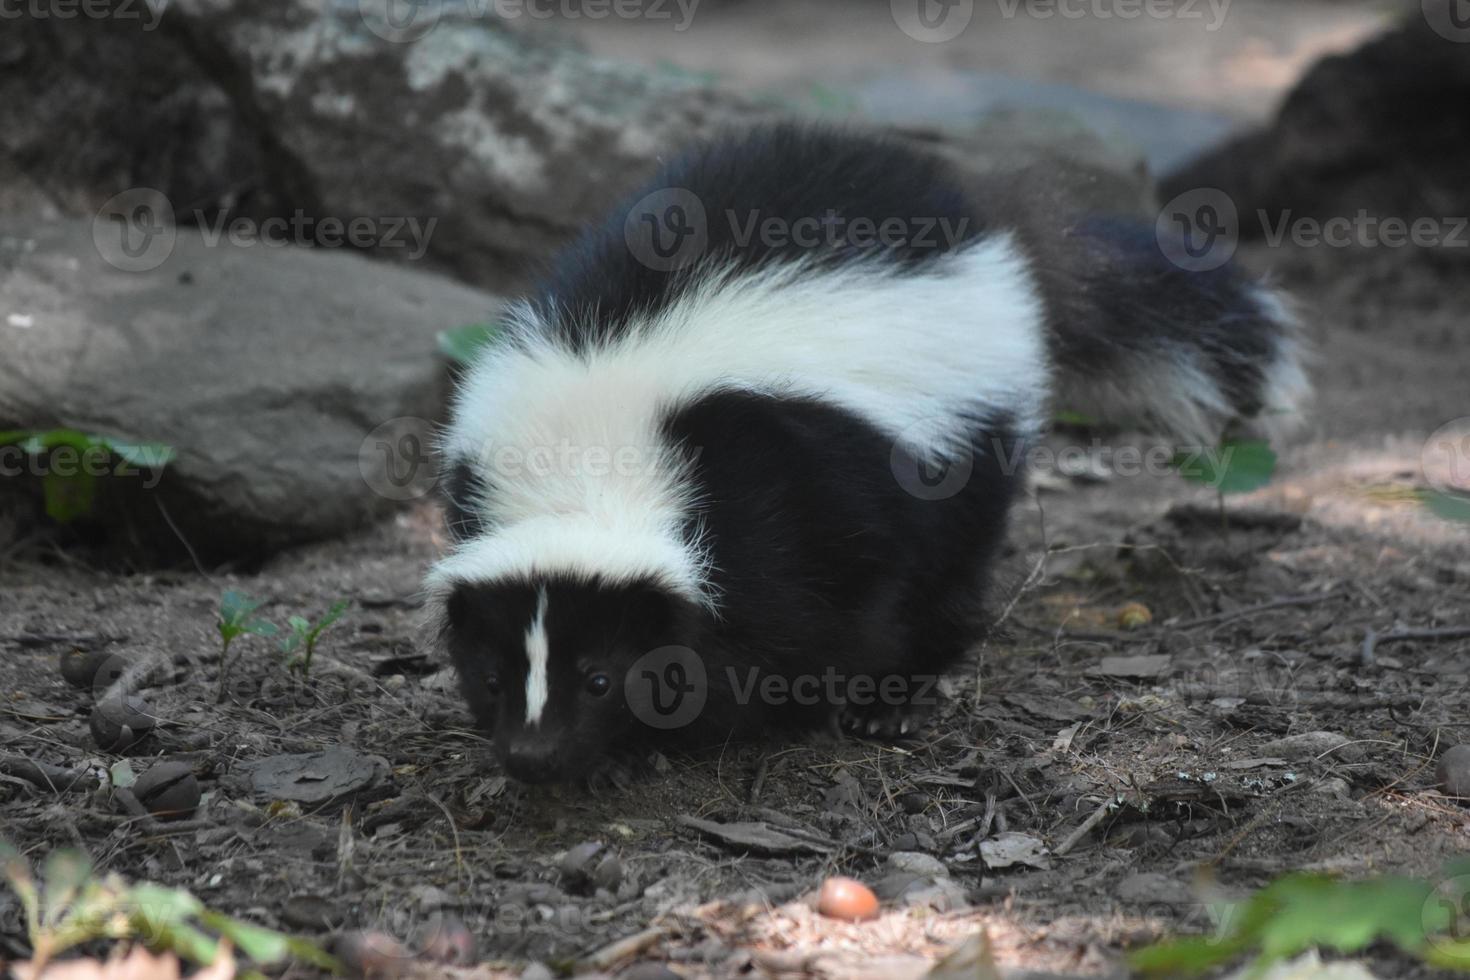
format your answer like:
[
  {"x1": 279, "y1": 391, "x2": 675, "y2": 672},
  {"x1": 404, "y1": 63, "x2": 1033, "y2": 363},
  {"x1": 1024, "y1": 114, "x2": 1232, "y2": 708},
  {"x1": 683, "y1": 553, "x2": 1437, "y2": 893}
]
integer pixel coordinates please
[
  {"x1": 439, "y1": 123, "x2": 1300, "y2": 783},
  {"x1": 529, "y1": 123, "x2": 983, "y2": 353},
  {"x1": 445, "y1": 392, "x2": 1020, "y2": 783}
]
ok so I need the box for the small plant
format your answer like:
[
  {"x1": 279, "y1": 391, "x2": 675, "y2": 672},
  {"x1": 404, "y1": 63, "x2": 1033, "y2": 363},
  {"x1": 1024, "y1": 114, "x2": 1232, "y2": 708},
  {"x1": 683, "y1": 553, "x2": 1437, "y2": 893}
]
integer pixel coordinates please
[
  {"x1": 278, "y1": 599, "x2": 350, "y2": 677},
  {"x1": 1172, "y1": 437, "x2": 1277, "y2": 527},
  {"x1": 216, "y1": 591, "x2": 277, "y2": 702},
  {"x1": 0, "y1": 839, "x2": 337, "y2": 976},
  {"x1": 0, "y1": 429, "x2": 174, "y2": 523},
  {"x1": 436, "y1": 321, "x2": 501, "y2": 365},
  {"x1": 1131, "y1": 867, "x2": 1470, "y2": 976}
]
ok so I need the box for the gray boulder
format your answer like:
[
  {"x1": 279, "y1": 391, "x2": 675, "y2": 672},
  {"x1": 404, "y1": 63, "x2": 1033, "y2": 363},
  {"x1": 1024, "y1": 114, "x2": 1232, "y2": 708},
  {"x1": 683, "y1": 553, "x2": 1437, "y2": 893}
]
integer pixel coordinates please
[{"x1": 0, "y1": 217, "x2": 502, "y2": 561}]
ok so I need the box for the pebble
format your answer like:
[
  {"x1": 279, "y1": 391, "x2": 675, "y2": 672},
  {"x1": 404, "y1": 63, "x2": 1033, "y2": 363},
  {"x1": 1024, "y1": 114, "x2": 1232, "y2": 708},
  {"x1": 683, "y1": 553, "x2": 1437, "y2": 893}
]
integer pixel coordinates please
[
  {"x1": 816, "y1": 876, "x2": 879, "y2": 922},
  {"x1": 884, "y1": 851, "x2": 948, "y2": 878},
  {"x1": 131, "y1": 761, "x2": 201, "y2": 820},
  {"x1": 1437, "y1": 744, "x2": 1470, "y2": 801},
  {"x1": 418, "y1": 914, "x2": 475, "y2": 965}
]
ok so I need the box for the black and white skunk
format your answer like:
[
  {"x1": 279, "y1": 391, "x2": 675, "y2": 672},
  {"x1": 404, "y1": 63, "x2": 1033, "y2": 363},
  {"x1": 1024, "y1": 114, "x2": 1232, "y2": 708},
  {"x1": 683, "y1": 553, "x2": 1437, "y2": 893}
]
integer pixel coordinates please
[{"x1": 427, "y1": 124, "x2": 1308, "y2": 783}]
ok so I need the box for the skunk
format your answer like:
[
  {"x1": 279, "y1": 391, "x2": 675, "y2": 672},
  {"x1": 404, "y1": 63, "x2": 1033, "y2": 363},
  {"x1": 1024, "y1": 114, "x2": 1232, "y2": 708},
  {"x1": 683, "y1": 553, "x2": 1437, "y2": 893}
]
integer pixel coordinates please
[{"x1": 427, "y1": 124, "x2": 1308, "y2": 783}]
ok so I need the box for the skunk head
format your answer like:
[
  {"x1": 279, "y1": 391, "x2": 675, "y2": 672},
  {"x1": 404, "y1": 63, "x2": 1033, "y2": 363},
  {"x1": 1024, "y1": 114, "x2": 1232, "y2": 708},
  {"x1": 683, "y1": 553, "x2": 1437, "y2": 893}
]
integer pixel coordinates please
[{"x1": 439, "y1": 575, "x2": 696, "y2": 783}]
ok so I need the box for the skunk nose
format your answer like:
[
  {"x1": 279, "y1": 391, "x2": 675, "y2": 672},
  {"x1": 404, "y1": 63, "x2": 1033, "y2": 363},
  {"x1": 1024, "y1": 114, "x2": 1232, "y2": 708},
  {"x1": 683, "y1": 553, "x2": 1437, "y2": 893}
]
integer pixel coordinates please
[{"x1": 503, "y1": 739, "x2": 561, "y2": 783}]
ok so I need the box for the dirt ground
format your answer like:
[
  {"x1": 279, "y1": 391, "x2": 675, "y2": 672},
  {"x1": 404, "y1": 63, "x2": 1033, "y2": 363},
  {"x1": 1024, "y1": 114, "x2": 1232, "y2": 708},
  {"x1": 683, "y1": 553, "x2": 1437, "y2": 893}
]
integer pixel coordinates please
[{"x1": 2, "y1": 229, "x2": 1468, "y2": 980}]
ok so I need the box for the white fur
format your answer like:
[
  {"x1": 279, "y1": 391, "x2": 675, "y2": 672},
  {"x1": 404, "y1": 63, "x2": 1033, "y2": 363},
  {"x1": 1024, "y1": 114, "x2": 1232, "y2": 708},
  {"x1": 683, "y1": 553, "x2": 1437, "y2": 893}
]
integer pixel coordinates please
[
  {"x1": 523, "y1": 586, "x2": 550, "y2": 726},
  {"x1": 431, "y1": 235, "x2": 1049, "y2": 601},
  {"x1": 1055, "y1": 286, "x2": 1309, "y2": 448}
]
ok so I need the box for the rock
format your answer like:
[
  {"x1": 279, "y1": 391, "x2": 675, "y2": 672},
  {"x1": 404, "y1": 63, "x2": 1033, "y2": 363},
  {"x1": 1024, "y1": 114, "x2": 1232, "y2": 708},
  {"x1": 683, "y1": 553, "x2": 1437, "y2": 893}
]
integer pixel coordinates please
[
  {"x1": 1116, "y1": 872, "x2": 1191, "y2": 907},
  {"x1": 1437, "y1": 744, "x2": 1470, "y2": 801},
  {"x1": 884, "y1": 851, "x2": 949, "y2": 879},
  {"x1": 1, "y1": 219, "x2": 501, "y2": 563},
  {"x1": 131, "y1": 761, "x2": 201, "y2": 820},
  {"x1": 1258, "y1": 731, "x2": 1363, "y2": 763},
  {"x1": 857, "y1": 69, "x2": 1229, "y2": 176},
  {"x1": 60, "y1": 650, "x2": 127, "y2": 692},
  {"x1": 894, "y1": 877, "x2": 968, "y2": 913},
  {"x1": 1161, "y1": 14, "x2": 1470, "y2": 261},
  {"x1": 89, "y1": 695, "x2": 155, "y2": 753},
  {"x1": 978, "y1": 832, "x2": 1051, "y2": 871},
  {"x1": 558, "y1": 841, "x2": 606, "y2": 893},
  {"x1": 6, "y1": 2, "x2": 1153, "y2": 301},
  {"x1": 248, "y1": 746, "x2": 391, "y2": 806}
]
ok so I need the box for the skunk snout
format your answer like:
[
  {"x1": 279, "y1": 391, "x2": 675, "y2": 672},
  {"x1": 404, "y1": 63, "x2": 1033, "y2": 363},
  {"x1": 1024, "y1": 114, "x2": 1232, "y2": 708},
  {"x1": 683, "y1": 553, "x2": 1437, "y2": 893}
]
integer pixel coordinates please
[{"x1": 501, "y1": 735, "x2": 565, "y2": 783}]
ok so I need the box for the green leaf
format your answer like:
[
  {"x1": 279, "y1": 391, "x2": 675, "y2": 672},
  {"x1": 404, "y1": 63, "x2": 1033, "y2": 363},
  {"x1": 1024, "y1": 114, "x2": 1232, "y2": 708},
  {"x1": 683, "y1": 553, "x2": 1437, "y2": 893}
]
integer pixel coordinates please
[
  {"x1": 40, "y1": 850, "x2": 92, "y2": 925},
  {"x1": 157, "y1": 922, "x2": 223, "y2": 966},
  {"x1": 1053, "y1": 409, "x2": 1102, "y2": 428},
  {"x1": 317, "y1": 599, "x2": 349, "y2": 632},
  {"x1": 436, "y1": 321, "x2": 500, "y2": 365},
  {"x1": 219, "y1": 591, "x2": 275, "y2": 639},
  {"x1": 103, "y1": 438, "x2": 176, "y2": 469},
  {"x1": 199, "y1": 910, "x2": 291, "y2": 964},
  {"x1": 128, "y1": 884, "x2": 203, "y2": 940},
  {"x1": 110, "y1": 760, "x2": 137, "y2": 788},
  {"x1": 1173, "y1": 439, "x2": 1277, "y2": 495},
  {"x1": 1423, "y1": 489, "x2": 1470, "y2": 524},
  {"x1": 42, "y1": 470, "x2": 98, "y2": 524},
  {"x1": 0, "y1": 430, "x2": 30, "y2": 446},
  {"x1": 1132, "y1": 872, "x2": 1468, "y2": 977},
  {"x1": 25, "y1": 429, "x2": 96, "y2": 452}
]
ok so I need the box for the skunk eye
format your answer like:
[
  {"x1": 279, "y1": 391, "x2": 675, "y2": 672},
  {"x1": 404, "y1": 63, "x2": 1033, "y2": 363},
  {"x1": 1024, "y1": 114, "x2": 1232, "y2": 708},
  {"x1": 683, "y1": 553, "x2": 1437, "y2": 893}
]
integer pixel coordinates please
[
  {"x1": 485, "y1": 672, "x2": 502, "y2": 696},
  {"x1": 585, "y1": 673, "x2": 611, "y2": 697}
]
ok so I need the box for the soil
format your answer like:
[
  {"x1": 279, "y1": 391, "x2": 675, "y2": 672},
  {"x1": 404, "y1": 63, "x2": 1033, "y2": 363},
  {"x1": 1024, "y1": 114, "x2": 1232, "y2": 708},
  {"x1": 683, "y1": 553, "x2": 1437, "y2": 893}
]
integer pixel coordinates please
[{"x1": 2, "y1": 230, "x2": 1468, "y2": 980}]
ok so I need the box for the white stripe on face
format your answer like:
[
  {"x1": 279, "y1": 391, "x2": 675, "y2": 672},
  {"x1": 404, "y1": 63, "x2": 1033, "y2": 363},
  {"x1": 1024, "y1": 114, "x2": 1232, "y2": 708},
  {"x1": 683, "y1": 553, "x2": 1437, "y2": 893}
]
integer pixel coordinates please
[{"x1": 523, "y1": 586, "x2": 551, "y2": 726}]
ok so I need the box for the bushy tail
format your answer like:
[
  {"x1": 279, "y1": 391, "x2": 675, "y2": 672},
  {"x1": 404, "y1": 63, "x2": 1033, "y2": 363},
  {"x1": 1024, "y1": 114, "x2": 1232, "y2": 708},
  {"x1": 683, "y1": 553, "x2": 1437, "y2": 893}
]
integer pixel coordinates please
[{"x1": 1016, "y1": 213, "x2": 1310, "y2": 446}]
